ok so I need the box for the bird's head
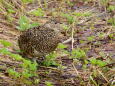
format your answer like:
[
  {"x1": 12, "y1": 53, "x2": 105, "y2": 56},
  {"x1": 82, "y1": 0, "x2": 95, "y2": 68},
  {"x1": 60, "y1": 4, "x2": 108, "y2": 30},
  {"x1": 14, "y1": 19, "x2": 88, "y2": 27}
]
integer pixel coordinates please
[{"x1": 43, "y1": 19, "x2": 64, "y2": 34}]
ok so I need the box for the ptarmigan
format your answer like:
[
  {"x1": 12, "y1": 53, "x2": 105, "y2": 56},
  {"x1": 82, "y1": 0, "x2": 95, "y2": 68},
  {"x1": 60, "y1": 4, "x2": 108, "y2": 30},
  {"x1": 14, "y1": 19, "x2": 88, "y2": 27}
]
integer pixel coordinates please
[{"x1": 18, "y1": 20, "x2": 63, "y2": 61}]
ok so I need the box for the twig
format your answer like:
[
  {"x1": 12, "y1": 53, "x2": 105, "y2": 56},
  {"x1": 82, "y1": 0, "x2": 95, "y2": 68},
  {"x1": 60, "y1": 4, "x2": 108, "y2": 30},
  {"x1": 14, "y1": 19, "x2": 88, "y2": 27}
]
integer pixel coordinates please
[
  {"x1": 62, "y1": 37, "x2": 72, "y2": 44},
  {"x1": 0, "y1": 60, "x2": 21, "y2": 67},
  {"x1": 71, "y1": 26, "x2": 74, "y2": 50},
  {"x1": 97, "y1": 69, "x2": 109, "y2": 83},
  {"x1": 40, "y1": 66, "x2": 59, "y2": 70},
  {"x1": 90, "y1": 75, "x2": 98, "y2": 86},
  {"x1": 77, "y1": 12, "x2": 107, "y2": 25},
  {"x1": 104, "y1": 27, "x2": 112, "y2": 38},
  {"x1": 72, "y1": 63, "x2": 79, "y2": 76},
  {"x1": 71, "y1": 18, "x2": 76, "y2": 50}
]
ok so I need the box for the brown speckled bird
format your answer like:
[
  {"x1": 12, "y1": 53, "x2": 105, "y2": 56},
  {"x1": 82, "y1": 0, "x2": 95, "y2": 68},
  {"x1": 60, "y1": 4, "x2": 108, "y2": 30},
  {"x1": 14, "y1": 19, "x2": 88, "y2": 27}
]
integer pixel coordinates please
[{"x1": 18, "y1": 20, "x2": 63, "y2": 61}]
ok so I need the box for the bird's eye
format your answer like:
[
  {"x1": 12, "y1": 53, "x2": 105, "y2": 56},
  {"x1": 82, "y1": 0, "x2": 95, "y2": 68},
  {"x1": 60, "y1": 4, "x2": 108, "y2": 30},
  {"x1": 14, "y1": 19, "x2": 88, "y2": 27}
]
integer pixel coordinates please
[
  {"x1": 53, "y1": 21, "x2": 57, "y2": 24},
  {"x1": 54, "y1": 22, "x2": 57, "y2": 24},
  {"x1": 54, "y1": 20, "x2": 60, "y2": 24}
]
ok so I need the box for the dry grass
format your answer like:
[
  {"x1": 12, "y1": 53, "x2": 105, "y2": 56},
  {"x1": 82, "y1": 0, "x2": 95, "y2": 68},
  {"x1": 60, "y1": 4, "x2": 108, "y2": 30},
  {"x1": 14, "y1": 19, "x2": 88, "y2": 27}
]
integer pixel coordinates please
[{"x1": 0, "y1": 0, "x2": 115, "y2": 86}]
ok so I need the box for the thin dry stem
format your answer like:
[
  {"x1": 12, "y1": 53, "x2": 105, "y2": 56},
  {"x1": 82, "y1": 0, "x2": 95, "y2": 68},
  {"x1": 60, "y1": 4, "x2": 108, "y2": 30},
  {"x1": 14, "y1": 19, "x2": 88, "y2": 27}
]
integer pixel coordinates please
[
  {"x1": 72, "y1": 63, "x2": 79, "y2": 76},
  {"x1": 97, "y1": 69, "x2": 109, "y2": 83}
]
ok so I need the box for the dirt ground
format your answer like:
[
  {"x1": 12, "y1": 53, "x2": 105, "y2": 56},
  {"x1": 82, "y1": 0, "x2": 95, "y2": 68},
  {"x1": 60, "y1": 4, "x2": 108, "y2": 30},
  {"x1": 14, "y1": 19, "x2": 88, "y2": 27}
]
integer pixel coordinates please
[{"x1": 0, "y1": 0, "x2": 115, "y2": 86}]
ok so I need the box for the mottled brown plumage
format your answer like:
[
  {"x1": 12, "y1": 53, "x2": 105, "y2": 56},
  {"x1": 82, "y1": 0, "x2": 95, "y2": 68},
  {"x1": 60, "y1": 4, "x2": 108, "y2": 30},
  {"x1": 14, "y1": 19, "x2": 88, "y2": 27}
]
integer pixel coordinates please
[{"x1": 18, "y1": 20, "x2": 62, "y2": 59}]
